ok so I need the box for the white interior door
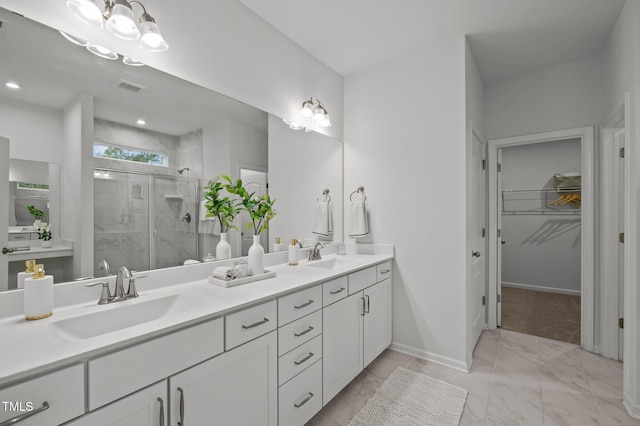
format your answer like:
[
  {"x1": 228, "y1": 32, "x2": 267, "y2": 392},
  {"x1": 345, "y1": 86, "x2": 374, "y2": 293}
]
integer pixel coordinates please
[
  {"x1": 471, "y1": 133, "x2": 486, "y2": 345},
  {"x1": 0, "y1": 137, "x2": 9, "y2": 291},
  {"x1": 239, "y1": 169, "x2": 268, "y2": 256},
  {"x1": 496, "y1": 148, "x2": 503, "y2": 327},
  {"x1": 617, "y1": 128, "x2": 625, "y2": 360}
]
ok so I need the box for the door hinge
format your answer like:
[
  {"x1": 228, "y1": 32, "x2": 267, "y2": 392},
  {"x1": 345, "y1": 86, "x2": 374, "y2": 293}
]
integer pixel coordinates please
[
  {"x1": 620, "y1": 232, "x2": 625, "y2": 244},
  {"x1": 482, "y1": 296, "x2": 486, "y2": 306},
  {"x1": 497, "y1": 294, "x2": 501, "y2": 303},
  {"x1": 497, "y1": 163, "x2": 502, "y2": 172},
  {"x1": 482, "y1": 160, "x2": 486, "y2": 170},
  {"x1": 482, "y1": 228, "x2": 486, "y2": 238},
  {"x1": 619, "y1": 318, "x2": 624, "y2": 329},
  {"x1": 620, "y1": 147, "x2": 625, "y2": 158},
  {"x1": 497, "y1": 229, "x2": 502, "y2": 238}
]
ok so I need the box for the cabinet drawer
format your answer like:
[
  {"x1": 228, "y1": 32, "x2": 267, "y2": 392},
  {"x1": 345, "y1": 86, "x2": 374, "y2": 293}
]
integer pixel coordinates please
[
  {"x1": 376, "y1": 261, "x2": 392, "y2": 282},
  {"x1": 8, "y1": 233, "x2": 29, "y2": 241},
  {"x1": 226, "y1": 300, "x2": 277, "y2": 350},
  {"x1": 89, "y1": 318, "x2": 223, "y2": 410},
  {"x1": 348, "y1": 265, "x2": 376, "y2": 294},
  {"x1": 278, "y1": 360, "x2": 322, "y2": 426},
  {"x1": 279, "y1": 334, "x2": 322, "y2": 386},
  {"x1": 0, "y1": 364, "x2": 84, "y2": 426},
  {"x1": 278, "y1": 285, "x2": 322, "y2": 326},
  {"x1": 278, "y1": 310, "x2": 322, "y2": 356},
  {"x1": 323, "y1": 276, "x2": 348, "y2": 307}
]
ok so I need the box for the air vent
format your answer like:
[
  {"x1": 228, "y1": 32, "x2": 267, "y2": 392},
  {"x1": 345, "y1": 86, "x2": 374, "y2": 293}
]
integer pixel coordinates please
[{"x1": 112, "y1": 79, "x2": 146, "y2": 95}]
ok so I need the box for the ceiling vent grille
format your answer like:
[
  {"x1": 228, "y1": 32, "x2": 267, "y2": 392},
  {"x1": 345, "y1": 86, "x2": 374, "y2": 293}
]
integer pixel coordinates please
[{"x1": 112, "y1": 79, "x2": 146, "y2": 94}]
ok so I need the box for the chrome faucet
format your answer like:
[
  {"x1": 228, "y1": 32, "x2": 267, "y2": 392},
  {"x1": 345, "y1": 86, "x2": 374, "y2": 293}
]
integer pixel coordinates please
[
  {"x1": 115, "y1": 266, "x2": 132, "y2": 299},
  {"x1": 97, "y1": 259, "x2": 111, "y2": 277},
  {"x1": 308, "y1": 242, "x2": 326, "y2": 261},
  {"x1": 85, "y1": 266, "x2": 146, "y2": 305}
]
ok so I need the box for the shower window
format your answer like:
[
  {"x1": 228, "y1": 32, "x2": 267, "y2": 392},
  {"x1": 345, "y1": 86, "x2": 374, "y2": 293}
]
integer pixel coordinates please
[{"x1": 93, "y1": 143, "x2": 167, "y2": 166}]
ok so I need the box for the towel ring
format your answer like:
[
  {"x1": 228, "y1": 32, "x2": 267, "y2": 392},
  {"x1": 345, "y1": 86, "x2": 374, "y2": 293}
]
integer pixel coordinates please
[
  {"x1": 350, "y1": 186, "x2": 366, "y2": 201},
  {"x1": 318, "y1": 188, "x2": 331, "y2": 202}
]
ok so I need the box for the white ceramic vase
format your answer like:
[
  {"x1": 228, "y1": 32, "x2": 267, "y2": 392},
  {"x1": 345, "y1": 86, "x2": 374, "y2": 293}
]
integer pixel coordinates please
[
  {"x1": 216, "y1": 233, "x2": 232, "y2": 260},
  {"x1": 41, "y1": 240, "x2": 52, "y2": 249},
  {"x1": 248, "y1": 235, "x2": 264, "y2": 276}
]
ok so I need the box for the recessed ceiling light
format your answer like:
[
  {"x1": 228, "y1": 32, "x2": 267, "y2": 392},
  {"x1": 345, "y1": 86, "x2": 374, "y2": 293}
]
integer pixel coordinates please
[
  {"x1": 5, "y1": 81, "x2": 20, "y2": 90},
  {"x1": 137, "y1": 119, "x2": 146, "y2": 125}
]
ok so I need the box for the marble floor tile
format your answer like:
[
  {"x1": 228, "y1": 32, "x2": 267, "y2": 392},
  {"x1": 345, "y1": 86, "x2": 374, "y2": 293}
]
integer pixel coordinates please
[
  {"x1": 595, "y1": 396, "x2": 640, "y2": 425},
  {"x1": 581, "y1": 350, "x2": 624, "y2": 399},
  {"x1": 365, "y1": 348, "x2": 414, "y2": 380},
  {"x1": 542, "y1": 390, "x2": 602, "y2": 426},
  {"x1": 318, "y1": 370, "x2": 384, "y2": 425},
  {"x1": 306, "y1": 414, "x2": 342, "y2": 426},
  {"x1": 484, "y1": 381, "x2": 544, "y2": 426}
]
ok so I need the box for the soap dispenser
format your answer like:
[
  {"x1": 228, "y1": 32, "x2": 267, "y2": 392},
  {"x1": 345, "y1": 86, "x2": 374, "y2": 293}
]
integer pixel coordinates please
[
  {"x1": 17, "y1": 259, "x2": 36, "y2": 289},
  {"x1": 288, "y1": 239, "x2": 299, "y2": 266},
  {"x1": 23, "y1": 264, "x2": 54, "y2": 320},
  {"x1": 274, "y1": 237, "x2": 283, "y2": 252}
]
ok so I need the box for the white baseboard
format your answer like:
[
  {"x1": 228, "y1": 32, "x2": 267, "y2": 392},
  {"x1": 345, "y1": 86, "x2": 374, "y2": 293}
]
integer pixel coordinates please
[
  {"x1": 624, "y1": 391, "x2": 640, "y2": 420},
  {"x1": 389, "y1": 341, "x2": 470, "y2": 373},
  {"x1": 502, "y1": 281, "x2": 581, "y2": 296}
]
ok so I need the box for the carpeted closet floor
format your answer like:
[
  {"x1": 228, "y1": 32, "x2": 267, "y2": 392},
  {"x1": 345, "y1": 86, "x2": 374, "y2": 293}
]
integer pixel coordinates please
[{"x1": 500, "y1": 286, "x2": 581, "y2": 344}]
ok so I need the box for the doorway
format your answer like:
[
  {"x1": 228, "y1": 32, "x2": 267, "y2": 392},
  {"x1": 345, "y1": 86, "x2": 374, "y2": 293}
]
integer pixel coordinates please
[
  {"x1": 488, "y1": 127, "x2": 595, "y2": 350},
  {"x1": 238, "y1": 167, "x2": 269, "y2": 256}
]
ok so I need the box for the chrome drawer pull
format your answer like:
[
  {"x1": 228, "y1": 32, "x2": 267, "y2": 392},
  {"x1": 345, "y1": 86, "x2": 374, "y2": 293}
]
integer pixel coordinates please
[
  {"x1": 177, "y1": 387, "x2": 185, "y2": 426},
  {"x1": 329, "y1": 287, "x2": 345, "y2": 295},
  {"x1": 294, "y1": 326, "x2": 314, "y2": 337},
  {"x1": 157, "y1": 397, "x2": 165, "y2": 426},
  {"x1": 294, "y1": 299, "x2": 314, "y2": 309},
  {"x1": 242, "y1": 317, "x2": 269, "y2": 329},
  {"x1": 361, "y1": 297, "x2": 366, "y2": 316},
  {"x1": 0, "y1": 401, "x2": 49, "y2": 426},
  {"x1": 380, "y1": 269, "x2": 390, "y2": 274},
  {"x1": 365, "y1": 295, "x2": 370, "y2": 313},
  {"x1": 294, "y1": 352, "x2": 314, "y2": 365},
  {"x1": 294, "y1": 392, "x2": 314, "y2": 408}
]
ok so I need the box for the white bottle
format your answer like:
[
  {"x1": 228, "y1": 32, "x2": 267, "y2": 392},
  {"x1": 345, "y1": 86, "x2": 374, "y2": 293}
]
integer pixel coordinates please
[
  {"x1": 17, "y1": 259, "x2": 36, "y2": 289},
  {"x1": 23, "y1": 264, "x2": 54, "y2": 320},
  {"x1": 288, "y1": 238, "x2": 299, "y2": 266},
  {"x1": 273, "y1": 237, "x2": 283, "y2": 252}
]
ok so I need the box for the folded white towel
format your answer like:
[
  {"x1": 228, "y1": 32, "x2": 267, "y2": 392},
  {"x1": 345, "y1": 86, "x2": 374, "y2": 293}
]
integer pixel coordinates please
[
  {"x1": 198, "y1": 200, "x2": 220, "y2": 235},
  {"x1": 212, "y1": 266, "x2": 237, "y2": 281},
  {"x1": 312, "y1": 200, "x2": 333, "y2": 236},
  {"x1": 349, "y1": 199, "x2": 369, "y2": 238}
]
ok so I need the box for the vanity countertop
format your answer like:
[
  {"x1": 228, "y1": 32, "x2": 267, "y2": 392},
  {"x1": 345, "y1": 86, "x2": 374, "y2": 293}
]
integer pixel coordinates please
[{"x1": 0, "y1": 250, "x2": 393, "y2": 388}]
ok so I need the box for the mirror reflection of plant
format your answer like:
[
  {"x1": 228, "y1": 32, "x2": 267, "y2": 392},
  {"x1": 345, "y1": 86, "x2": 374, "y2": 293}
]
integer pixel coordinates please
[
  {"x1": 37, "y1": 222, "x2": 52, "y2": 241},
  {"x1": 203, "y1": 175, "x2": 240, "y2": 233},
  {"x1": 226, "y1": 178, "x2": 276, "y2": 236},
  {"x1": 26, "y1": 204, "x2": 47, "y2": 222}
]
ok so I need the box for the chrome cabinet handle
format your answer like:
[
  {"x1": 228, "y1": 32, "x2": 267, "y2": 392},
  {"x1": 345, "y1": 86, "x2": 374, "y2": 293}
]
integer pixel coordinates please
[
  {"x1": 242, "y1": 318, "x2": 269, "y2": 329},
  {"x1": 294, "y1": 352, "x2": 314, "y2": 365},
  {"x1": 177, "y1": 387, "x2": 185, "y2": 426},
  {"x1": 2, "y1": 246, "x2": 30, "y2": 255},
  {"x1": 294, "y1": 299, "x2": 314, "y2": 309},
  {"x1": 361, "y1": 297, "x2": 366, "y2": 316},
  {"x1": 0, "y1": 401, "x2": 49, "y2": 426},
  {"x1": 294, "y1": 392, "x2": 314, "y2": 408},
  {"x1": 294, "y1": 326, "x2": 314, "y2": 337},
  {"x1": 329, "y1": 287, "x2": 345, "y2": 295},
  {"x1": 365, "y1": 295, "x2": 370, "y2": 313},
  {"x1": 380, "y1": 269, "x2": 390, "y2": 274},
  {"x1": 157, "y1": 397, "x2": 165, "y2": 426}
]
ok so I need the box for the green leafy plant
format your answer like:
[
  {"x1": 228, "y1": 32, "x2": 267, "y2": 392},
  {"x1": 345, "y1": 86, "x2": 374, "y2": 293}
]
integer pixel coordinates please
[
  {"x1": 203, "y1": 175, "x2": 240, "y2": 233},
  {"x1": 37, "y1": 222, "x2": 52, "y2": 241},
  {"x1": 26, "y1": 204, "x2": 47, "y2": 222},
  {"x1": 225, "y1": 178, "x2": 277, "y2": 236}
]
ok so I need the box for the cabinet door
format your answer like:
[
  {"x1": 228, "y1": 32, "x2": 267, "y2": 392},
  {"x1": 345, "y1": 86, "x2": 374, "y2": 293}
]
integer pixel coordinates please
[
  {"x1": 364, "y1": 279, "x2": 392, "y2": 366},
  {"x1": 170, "y1": 331, "x2": 278, "y2": 426},
  {"x1": 66, "y1": 381, "x2": 167, "y2": 426},
  {"x1": 323, "y1": 292, "x2": 364, "y2": 405}
]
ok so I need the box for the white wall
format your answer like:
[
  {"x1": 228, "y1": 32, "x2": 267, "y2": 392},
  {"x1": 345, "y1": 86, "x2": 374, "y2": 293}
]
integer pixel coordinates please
[
  {"x1": 501, "y1": 139, "x2": 582, "y2": 294},
  {"x1": 345, "y1": 37, "x2": 468, "y2": 370},
  {"x1": 269, "y1": 115, "x2": 343, "y2": 248},
  {"x1": 230, "y1": 121, "x2": 268, "y2": 175},
  {"x1": 485, "y1": 56, "x2": 603, "y2": 140},
  {"x1": 465, "y1": 41, "x2": 485, "y2": 139},
  {"x1": 1, "y1": 0, "x2": 343, "y2": 140},
  {"x1": 0, "y1": 98, "x2": 63, "y2": 164}
]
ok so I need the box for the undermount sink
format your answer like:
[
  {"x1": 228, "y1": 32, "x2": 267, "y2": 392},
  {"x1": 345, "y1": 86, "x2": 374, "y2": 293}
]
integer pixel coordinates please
[
  {"x1": 51, "y1": 294, "x2": 206, "y2": 339},
  {"x1": 305, "y1": 257, "x2": 362, "y2": 270}
]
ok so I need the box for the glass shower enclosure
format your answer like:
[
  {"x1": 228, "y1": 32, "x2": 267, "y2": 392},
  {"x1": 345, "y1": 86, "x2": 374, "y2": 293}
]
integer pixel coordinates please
[{"x1": 93, "y1": 169, "x2": 198, "y2": 277}]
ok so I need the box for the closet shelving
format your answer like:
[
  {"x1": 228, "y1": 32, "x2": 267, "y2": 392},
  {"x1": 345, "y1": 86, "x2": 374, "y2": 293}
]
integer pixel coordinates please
[{"x1": 501, "y1": 187, "x2": 581, "y2": 215}]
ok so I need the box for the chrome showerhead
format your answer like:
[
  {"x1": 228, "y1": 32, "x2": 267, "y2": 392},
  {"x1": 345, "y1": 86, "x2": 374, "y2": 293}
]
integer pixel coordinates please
[{"x1": 178, "y1": 167, "x2": 190, "y2": 175}]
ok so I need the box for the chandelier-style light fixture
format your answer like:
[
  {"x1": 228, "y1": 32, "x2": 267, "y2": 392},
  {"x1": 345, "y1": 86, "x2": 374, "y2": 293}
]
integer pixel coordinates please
[
  {"x1": 300, "y1": 97, "x2": 332, "y2": 127},
  {"x1": 65, "y1": 0, "x2": 169, "y2": 52}
]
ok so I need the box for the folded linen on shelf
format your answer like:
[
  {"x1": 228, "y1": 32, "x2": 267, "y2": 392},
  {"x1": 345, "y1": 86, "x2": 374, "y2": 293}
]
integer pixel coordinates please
[{"x1": 212, "y1": 266, "x2": 237, "y2": 281}]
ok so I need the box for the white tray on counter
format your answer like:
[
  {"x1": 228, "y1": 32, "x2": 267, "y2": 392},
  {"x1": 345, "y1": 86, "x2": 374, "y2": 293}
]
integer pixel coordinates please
[{"x1": 208, "y1": 270, "x2": 277, "y2": 288}]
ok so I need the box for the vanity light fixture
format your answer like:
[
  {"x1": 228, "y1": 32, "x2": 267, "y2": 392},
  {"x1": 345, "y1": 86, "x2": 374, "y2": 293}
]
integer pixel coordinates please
[
  {"x1": 87, "y1": 43, "x2": 119, "y2": 60},
  {"x1": 282, "y1": 118, "x2": 306, "y2": 131},
  {"x1": 123, "y1": 56, "x2": 145, "y2": 66},
  {"x1": 59, "y1": 30, "x2": 90, "y2": 46},
  {"x1": 5, "y1": 81, "x2": 20, "y2": 90},
  {"x1": 66, "y1": 0, "x2": 169, "y2": 52},
  {"x1": 300, "y1": 97, "x2": 331, "y2": 127}
]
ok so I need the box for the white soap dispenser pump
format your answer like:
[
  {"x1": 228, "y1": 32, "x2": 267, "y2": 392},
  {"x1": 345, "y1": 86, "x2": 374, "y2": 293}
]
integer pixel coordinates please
[
  {"x1": 288, "y1": 238, "x2": 299, "y2": 266},
  {"x1": 23, "y1": 264, "x2": 54, "y2": 320},
  {"x1": 17, "y1": 259, "x2": 36, "y2": 289}
]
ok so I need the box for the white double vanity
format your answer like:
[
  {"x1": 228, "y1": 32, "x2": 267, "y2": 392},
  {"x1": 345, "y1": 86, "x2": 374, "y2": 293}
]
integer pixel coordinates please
[{"x1": 0, "y1": 244, "x2": 393, "y2": 425}]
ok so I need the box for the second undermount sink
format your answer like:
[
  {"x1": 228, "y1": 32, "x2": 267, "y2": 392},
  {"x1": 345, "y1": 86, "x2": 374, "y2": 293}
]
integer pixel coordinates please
[
  {"x1": 305, "y1": 257, "x2": 363, "y2": 270},
  {"x1": 51, "y1": 294, "x2": 207, "y2": 340}
]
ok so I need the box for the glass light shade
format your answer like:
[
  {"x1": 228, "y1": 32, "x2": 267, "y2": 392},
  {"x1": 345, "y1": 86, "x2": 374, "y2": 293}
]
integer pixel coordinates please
[
  {"x1": 66, "y1": 0, "x2": 105, "y2": 29},
  {"x1": 319, "y1": 115, "x2": 332, "y2": 127},
  {"x1": 59, "y1": 31, "x2": 90, "y2": 47},
  {"x1": 87, "y1": 43, "x2": 119, "y2": 60},
  {"x1": 123, "y1": 56, "x2": 145, "y2": 66},
  {"x1": 106, "y1": 1, "x2": 140, "y2": 40},
  {"x1": 313, "y1": 106, "x2": 327, "y2": 122},
  {"x1": 140, "y1": 20, "x2": 168, "y2": 52},
  {"x1": 301, "y1": 100, "x2": 314, "y2": 118}
]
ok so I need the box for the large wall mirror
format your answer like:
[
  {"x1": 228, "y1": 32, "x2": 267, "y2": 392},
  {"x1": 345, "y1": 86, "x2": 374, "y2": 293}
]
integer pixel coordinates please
[{"x1": 0, "y1": 7, "x2": 343, "y2": 290}]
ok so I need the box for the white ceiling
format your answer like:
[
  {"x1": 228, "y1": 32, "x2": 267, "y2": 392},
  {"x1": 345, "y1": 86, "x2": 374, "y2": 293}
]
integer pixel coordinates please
[{"x1": 238, "y1": 0, "x2": 625, "y2": 83}]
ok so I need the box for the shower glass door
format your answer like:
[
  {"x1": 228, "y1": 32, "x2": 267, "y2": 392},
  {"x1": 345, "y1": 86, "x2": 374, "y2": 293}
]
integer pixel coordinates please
[{"x1": 152, "y1": 177, "x2": 198, "y2": 269}]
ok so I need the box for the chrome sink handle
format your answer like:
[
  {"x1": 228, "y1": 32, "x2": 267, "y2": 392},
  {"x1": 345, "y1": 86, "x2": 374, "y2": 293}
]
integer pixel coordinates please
[
  {"x1": 308, "y1": 242, "x2": 326, "y2": 261},
  {"x1": 126, "y1": 274, "x2": 148, "y2": 299},
  {"x1": 85, "y1": 281, "x2": 113, "y2": 305}
]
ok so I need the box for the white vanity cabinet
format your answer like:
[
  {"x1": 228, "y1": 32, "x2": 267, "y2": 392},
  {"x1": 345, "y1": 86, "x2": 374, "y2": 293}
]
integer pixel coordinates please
[
  {"x1": 65, "y1": 380, "x2": 167, "y2": 426},
  {"x1": 323, "y1": 263, "x2": 392, "y2": 405},
  {"x1": 169, "y1": 331, "x2": 278, "y2": 426}
]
